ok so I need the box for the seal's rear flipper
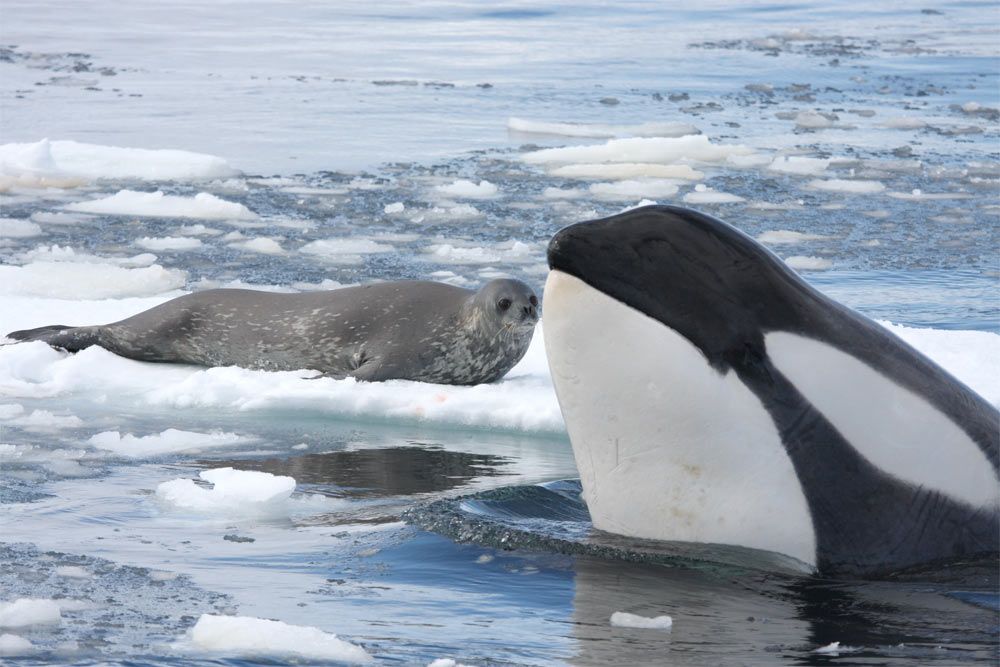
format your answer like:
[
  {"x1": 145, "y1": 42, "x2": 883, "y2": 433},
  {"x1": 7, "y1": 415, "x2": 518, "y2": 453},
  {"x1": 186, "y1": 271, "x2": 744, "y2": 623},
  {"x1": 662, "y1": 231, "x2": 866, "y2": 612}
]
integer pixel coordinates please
[{"x1": 5, "y1": 325, "x2": 100, "y2": 351}]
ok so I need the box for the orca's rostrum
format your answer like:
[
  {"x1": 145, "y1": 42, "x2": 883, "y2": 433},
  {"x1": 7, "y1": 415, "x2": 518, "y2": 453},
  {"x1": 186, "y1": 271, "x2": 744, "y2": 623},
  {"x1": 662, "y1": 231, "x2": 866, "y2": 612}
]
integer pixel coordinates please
[{"x1": 543, "y1": 205, "x2": 999, "y2": 577}]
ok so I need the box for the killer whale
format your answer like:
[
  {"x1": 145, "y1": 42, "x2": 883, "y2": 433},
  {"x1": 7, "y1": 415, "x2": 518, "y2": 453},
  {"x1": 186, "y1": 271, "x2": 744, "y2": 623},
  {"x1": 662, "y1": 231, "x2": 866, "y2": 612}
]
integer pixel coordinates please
[{"x1": 543, "y1": 205, "x2": 999, "y2": 577}]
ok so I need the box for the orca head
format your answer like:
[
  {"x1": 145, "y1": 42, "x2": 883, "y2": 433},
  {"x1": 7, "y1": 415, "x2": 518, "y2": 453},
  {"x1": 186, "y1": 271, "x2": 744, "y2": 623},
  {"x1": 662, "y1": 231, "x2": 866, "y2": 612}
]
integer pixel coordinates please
[{"x1": 547, "y1": 204, "x2": 812, "y2": 372}]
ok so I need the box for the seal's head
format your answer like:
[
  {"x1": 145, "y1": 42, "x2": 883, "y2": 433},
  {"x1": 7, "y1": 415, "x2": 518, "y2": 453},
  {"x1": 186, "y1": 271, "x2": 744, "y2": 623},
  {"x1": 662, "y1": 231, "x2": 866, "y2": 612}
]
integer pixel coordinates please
[{"x1": 471, "y1": 278, "x2": 539, "y2": 334}]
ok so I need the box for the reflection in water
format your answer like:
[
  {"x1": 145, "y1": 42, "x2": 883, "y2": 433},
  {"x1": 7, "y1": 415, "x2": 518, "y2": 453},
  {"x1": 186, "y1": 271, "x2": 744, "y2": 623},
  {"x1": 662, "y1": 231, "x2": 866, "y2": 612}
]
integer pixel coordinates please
[
  {"x1": 414, "y1": 480, "x2": 1000, "y2": 665},
  {"x1": 204, "y1": 446, "x2": 511, "y2": 498}
]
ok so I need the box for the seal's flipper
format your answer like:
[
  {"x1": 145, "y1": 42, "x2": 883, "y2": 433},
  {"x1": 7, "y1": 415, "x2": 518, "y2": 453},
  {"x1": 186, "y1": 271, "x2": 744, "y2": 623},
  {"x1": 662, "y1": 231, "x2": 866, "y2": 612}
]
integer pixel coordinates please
[{"x1": 5, "y1": 324, "x2": 103, "y2": 352}]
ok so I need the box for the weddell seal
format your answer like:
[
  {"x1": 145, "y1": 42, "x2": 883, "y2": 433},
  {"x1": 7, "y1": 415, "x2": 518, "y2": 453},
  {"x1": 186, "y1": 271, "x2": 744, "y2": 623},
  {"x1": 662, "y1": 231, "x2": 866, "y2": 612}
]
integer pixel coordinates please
[
  {"x1": 543, "y1": 205, "x2": 999, "y2": 578},
  {"x1": 7, "y1": 279, "x2": 539, "y2": 385}
]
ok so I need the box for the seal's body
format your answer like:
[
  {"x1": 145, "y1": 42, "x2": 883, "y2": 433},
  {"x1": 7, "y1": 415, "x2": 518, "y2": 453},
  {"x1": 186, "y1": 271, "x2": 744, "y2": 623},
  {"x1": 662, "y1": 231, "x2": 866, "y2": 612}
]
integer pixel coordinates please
[
  {"x1": 8, "y1": 279, "x2": 539, "y2": 385},
  {"x1": 543, "y1": 205, "x2": 998, "y2": 577}
]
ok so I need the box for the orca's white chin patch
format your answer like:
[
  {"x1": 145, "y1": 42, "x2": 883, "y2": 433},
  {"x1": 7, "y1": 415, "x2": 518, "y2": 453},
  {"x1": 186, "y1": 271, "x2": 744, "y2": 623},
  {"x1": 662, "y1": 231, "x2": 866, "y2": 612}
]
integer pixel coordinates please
[{"x1": 543, "y1": 270, "x2": 817, "y2": 566}]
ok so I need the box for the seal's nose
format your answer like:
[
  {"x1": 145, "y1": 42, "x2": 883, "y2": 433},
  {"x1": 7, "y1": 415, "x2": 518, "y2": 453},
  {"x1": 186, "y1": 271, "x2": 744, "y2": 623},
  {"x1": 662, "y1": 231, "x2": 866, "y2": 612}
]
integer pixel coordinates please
[{"x1": 522, "y1": 304, "x2": 538, "y2": 320}]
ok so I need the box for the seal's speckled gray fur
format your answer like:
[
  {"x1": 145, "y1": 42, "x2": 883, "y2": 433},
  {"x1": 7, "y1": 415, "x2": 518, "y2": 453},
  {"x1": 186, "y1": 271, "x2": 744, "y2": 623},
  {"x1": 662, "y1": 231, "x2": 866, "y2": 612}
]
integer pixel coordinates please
[{"x1": 7, "y1": 279, "x2": 539, "y2": 385}]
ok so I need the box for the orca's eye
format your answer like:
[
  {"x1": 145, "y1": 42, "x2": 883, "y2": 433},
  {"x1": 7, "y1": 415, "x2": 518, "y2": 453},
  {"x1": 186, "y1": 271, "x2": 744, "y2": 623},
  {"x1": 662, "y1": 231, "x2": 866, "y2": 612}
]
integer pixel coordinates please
[
  {"x1": 529, "y1": 295, "x2": 538, "y2": 307},
  {"x1": 497, "y1": 298, "x2": 512, "y2": 311}
]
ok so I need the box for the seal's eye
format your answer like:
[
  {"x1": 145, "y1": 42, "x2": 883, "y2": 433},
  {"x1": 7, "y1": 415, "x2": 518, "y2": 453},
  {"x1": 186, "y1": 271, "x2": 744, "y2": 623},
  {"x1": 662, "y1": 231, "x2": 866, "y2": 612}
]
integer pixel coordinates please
[
  {"x1": 529, "y1": 295, "x2": 538, "y2": 307},
  {"x1": 497, "y1": 298, "x2": 512, "y2": 311}
]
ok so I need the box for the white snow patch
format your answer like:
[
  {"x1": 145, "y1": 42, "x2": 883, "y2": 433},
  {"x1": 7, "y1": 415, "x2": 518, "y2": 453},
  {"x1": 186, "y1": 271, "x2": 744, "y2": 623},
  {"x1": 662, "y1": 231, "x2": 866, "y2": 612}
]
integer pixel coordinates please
[
  {"x1": 550, "y1": 163, "x2": 704, "y2": 181},
  {"x1": 156, "y1": 467, "x2": 297, "y2": 516},
  {"x1": 807, "y1": 179, "x2": 886, "y2": 194},
  {"x1": 176, "y1": 224, "x2": 222, "y2": 236},
  {"x1": 793, "y1": 111, "x2": 834, "y2": 129},
  {"x1": 886, "y1": 190, "x2": 972, "y2": 201},
  {"x1": 186, "y1": 614, "x2": 372, "y2": 663},
  {"x1": 88, "y1": 429, "x2": 246, "y2": 458},
  {"x1": 768, "y1": 156, "x2": 830, "y2": 176},
  {"x1": 0, "y1": 139, "x2": 238, "y2": 187},
  {"x1": 16, "y1": 245, "x2": 157, "y2": 267},
  {"x1": 66, "y1": 190, "x2": 258, "y2": 220},
  {"x1": 427, "y1": 659, "x2": 475, "y2": 667},
  {"x1": 434, "y1": 180, "x2": 499, "y2": 199},
  {"x1": 5, "y1": 409, "x2": 84, "y2": 431},
  {"x1": 0, "y1": 218, "x2": 42, "y2": 238},
  {"x1": 0, "y1": 599, "x2": 62, "y2": 628},
  {"x1": 426, "y1": 240, "x2": 537, "y2": 265},
  {"x1": 384, "y1": 202, "x2": 405, "y2": 214},
  {"x1": 757, "y1": 230, "x2": 829, "y2": 244},
  {"x1": 523, "y1": 135, "x2": 753, "y2": 166},
  {"x1": 0, "y1": 634, "x2": 33, "y2": 657},
  {"x1": 508, "y1": 117, "x2": 698, "y2": 138},
  {"x1": 784, "y1": 255, "x2": 833, "y2": 270},
  {"x1": 137, "y1": 236, "x2": 204, "y2": 252},
  {"x1": 610, "y1": 612, "x2": 673, "y2": 629}
]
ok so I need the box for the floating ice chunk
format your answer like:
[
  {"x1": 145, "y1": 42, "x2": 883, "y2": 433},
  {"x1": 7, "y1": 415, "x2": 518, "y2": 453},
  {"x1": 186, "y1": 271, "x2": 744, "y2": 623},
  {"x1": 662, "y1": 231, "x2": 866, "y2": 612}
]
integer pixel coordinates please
[
  {"x1": 435, "y1": 179, "x2": 499, "y2": 199},
  {"x1": 291, "y1": 278, "x2": 352, "y2": 291},
  {"x1": 426, "y1": 240, "x2": 536, "y2": 265},
  {"x1": 886, "y1": 190, "x2": 972, "y2": 201},
  {"x1": 793, "y1": 111, "x2": 834, "y2": 129},
  {"x1": 784, "y1": 255, "x2": 832, "y2": 270},
  {"x1": 768, "y1": 156, "x2": 830, "y2": 176},
  {"x1": 589, "y1": 180, "x2": 679, "y2": 200},
  {"x1": 726, "y1": 153, "x2": 773, "y2": 168},
  {"x1": 813, "y1": 641, "x2": 859, "y2": 655},
  {"x1": 523, "y1": 135, "x2": 753, "y2": 166},
  {"x1": 0, "y1": 139, "x2": 238, "y2": 184},
  {"x1": 882, "y1": 117, "x2": 927, "y2": 129},
  {"x1": 428, "y1": 659, "x2": 475, "y2": 667},
  {"x1": 54, "y1": 566, "x2": 90, "y2": 579},
  {"x1": 88, "y1": 429, "x2": 246, "y2": 458},
  {"x1": 427, "y1": 203, "x2": 483, "y2": 219},
  {"x1": 0, "y1": 634, "x2": 33, "y2": 657},
  {"x1": 156, "y1": 467, "x2": 296, "y2": 515},
  {"x1": 229, "y1": 237, "x2": 285, "y2": 254},
  {"x1": 0, "y1": 218, "x2": 42, "y2": 238},
  {"x1": 0, "y1": 599, "x2": 62, "y2": 628},
  {"x1": 508, "y1": 117, "x2": 698, "y2": 138},
  {"x1": 541, "y1": 187, "x2": 587, "y2": 200},
  {"x1": 550, "y1": 163, "x2": 704, "y2": 181},
  {"x1": 807, "y1": 179, "x2": 885, "y2": 194},
  {"x1": 384, "y1": 202, "x2": 405, "y2": 214},
  {"x1": 0, "y1": 261, "x2": 186, "y2": 299},
  {"x1": 610, "y1": 611, "x2": 673, "y2": 629},
  {"x1": 300, "y1": 238, "x2": 394, "y2": 264},
  {"x1": 137, "y1": 236, "x2": 204, "y2": 251},
  {"x1": 186, "y1": 614, "x2": 372, "y2": 663},
  {"x1": 682, "y1": 184, "x2": 744, "y2": 204},
  {"x1": 16, "y1": 244, "x2": 157, "y2": 268},
  {"x1": 757, "y1": 230, "x2": 829, "y2": 244},
  {"x1": 29, "y1": 211, "x2": 93, "y2": 225},
  {"x1": 66, "y1": 190, "x2": 258, "y2": 220},
  {"x1": 7, "y1": 409, "x2": 84, "y2": 431},
  {"x1": 177, "y1": 224, "x2": 222, "y2": 236},
  {"x1": 620, "y1": 199, "x2": 659, "y2": 213}
]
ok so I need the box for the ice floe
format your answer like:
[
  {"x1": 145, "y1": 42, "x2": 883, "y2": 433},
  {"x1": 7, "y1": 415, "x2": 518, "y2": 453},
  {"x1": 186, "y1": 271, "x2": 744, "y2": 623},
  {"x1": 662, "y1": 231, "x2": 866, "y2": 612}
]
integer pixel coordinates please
[
  {"x1": 610, "y1": 611, "x2": 673, "y2": 629},
  {"x1": 0, "y1": 634, "x2": 33, "y2": 657},
  {"x1": 784, "y1": 255, "x2": 833, "y2": 271},
  {"x1": 767, "y1": 156, "x2": 830, "y2": 176},
  {"x1": 229, "y1": 237, "x2": 285, "y2": 254},
  {"x1": 549, "y1": 163, "x2": 704, "y2": 181},
  {"x1": 66, "y1": 190, "x2": 258, "y2": 220},
  {"x1": 589, "y1": 180, "x2": 680, "y2": 200},
  {"x1": 0, "y1": 139, "x2": 238, "y2": 190},
  {"x1": 0, "y1": 261, "x2": 186, "y2": 299},
  {"x1": 300, "y1": 238, "x2": 395, "y2": 264},
  {"x1": 508, "y1": 117, "x2": 698, "y2": 138},
  {"x1": 156, "y1": 467, "x2": 296, "y2": 516},
  {"x1": 682, "y1": 184, "x2": 744, "y2": 204},
  {"x1": 184, "y1": 614, "x2": 372, "y2": 663},
  {"x1": 807, "y1": 178, "x2": 886, "y2": 194},
  {"x1": 137, "y1": 236, "x2": 204, "y2": 252},
  {"x1": 88, "y1": 429, "x2": 247, "y2": 458},
  {"x1": 523, "y1": 135, "x2": 753, "y2": 166},
  {"x1": 0, "y1": 599, "x2": 62, "y2": 628},
  {"x1": 756, "y1": 230, "x2": 829, "y2": 244},
  {"x1": 0, "y1": 218, "x2": 43, "y2": 238},
  {"x1": 434, "y1": 179, "x2": 499, "y2": 199}
]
